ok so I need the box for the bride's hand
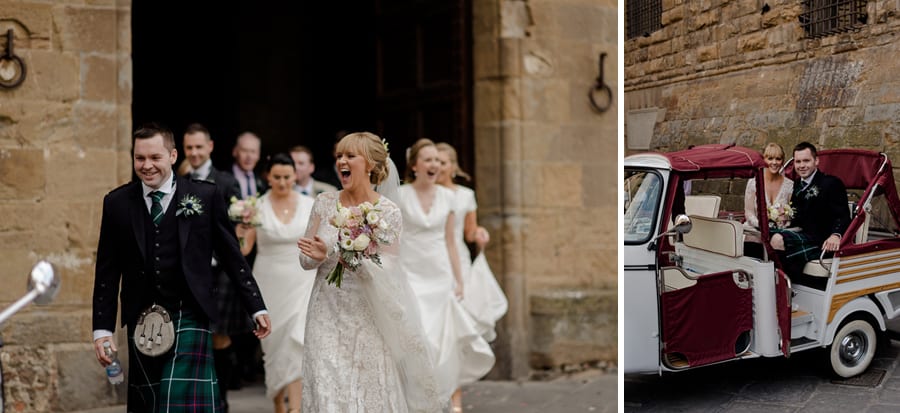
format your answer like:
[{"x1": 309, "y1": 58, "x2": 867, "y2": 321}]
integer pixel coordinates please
[
  {"x1": 298, "y1": 236, "x2": 327, "y2": 261},
  {"x1": 454, "y1": 282, "x2": 464, "y2": 300}
]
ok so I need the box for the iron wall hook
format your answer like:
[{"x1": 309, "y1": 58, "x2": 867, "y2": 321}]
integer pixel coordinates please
[
  {"x1": 589, "y1": 52, "x2": 612, "y2": 113},
  {"x1": 0, "y1": 29, "x2": 27, "y2": 89}
]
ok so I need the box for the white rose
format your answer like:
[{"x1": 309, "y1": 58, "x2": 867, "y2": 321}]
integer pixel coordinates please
[
  {"x1": 352, "y1": 234, "x2": 371, "y2": 251},
  {"x1": 366, "y1": 211, "x2": 380, "y2": 226},
  {"x1": 340, "y1": 228, "x2": 352, "y2": 240},
  {"x1": 360, "y1": 202, "x2": 375, "y2": 213},
  {"x1": 341, "y1": 238, "x2": 354, "y2": 250},
  {"x1": 333, "y1": 207, "x2": 351, "y2": 227}
]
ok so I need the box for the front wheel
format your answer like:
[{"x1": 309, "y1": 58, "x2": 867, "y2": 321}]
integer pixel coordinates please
[{"x1": 829, "y1": 319, "x2": 877, "y2": 378}]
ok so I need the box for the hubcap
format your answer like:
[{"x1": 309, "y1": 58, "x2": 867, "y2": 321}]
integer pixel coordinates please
[{"x1": 839, "y1": 332, "x2": 867, "y2": 367}]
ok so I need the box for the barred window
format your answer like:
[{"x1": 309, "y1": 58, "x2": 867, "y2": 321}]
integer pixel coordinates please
[
  {"x1": 800, "y1": 0, "x2": 868, "y2": 38},
  {"x1": 626, "y1": 0, "x2": 662, "y2": 40}
]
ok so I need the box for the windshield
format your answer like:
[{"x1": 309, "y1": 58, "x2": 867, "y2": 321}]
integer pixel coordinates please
[{"x1": 624, "y1": 170, "x2": 663, "y2": 243}]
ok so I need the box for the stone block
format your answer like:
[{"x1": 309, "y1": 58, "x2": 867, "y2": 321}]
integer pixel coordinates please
[
  {"x1": 0, "y1": 100, "x2": 75, "y2": 148},
  {"x1": 738, "y1": 31, "x2": 768, "y2": 52},
  {"x1": 529, "y1": 288, "x2": 617, "y2": 367},
  {"x1": 541, "y1": 162, "x2": 582, "y2": 208},
  {"x1": 502, "y1": 160, "x2": 525, "y2": 207},
  {"x1": 1, "y1": 345, "x2": 57, "y2": 412},
  {"x1": 0, "y1": 50, "x2": 79, "y2": 102},
  {"x1": 662, "y1": 5, "x2": 684, "y2": 26},
  {"x1": 521, "y1": 78, "x2": 570, "y2": 122},
  {"x1": 473, "y1": 36, "x2": 500, "y2": 80},
  {"x1": 472, "y1": 0, "x2": 499, "y2": 38},
  {"x1": 0, "y1": 148, "x2": 45, "y2": 199},
  {"x1": 54, "y1": 6, "x2": 118, "y2": 53},
  {"x1": 499, "y1": 37, "x2": 522, "y2": 78},
  {"x1": 1, "y1": 309, "x2": 93, "y2": 345},
  {"x1": 697, "y1": 44, "x2": 719, "y2": 62},
  {"x1": 522, "y1": 212, "x2": 561, "y2": 275},
  {"x1": 521, "y1": 121, "x2": 560, "y2": 161},
  {"x1": 500, "y1": 0, "x2": 531, "y2": 39},
  {"x1": 117, "y1": 54, "x2": 133, "y2": 105},
  {"x1": 0, "y1": 2, "x2": 54, "y2": 44},
  {"x1": 82, "y1": 55, "x2": 118, "y2": 102},
  {"x1": 556, "y1": 2, "x2": 607, "y2": 43},
  {"x1": 474, "y1": 81, "x2": 505, "y2": 124},
  {"x1": 57, "y1": 343, "x2": 126, "y2": 411},
  {"x1": 0, "y1": 248, "x2": 42, "y2": 302},
  {"x1": 45, "y1": 148, "x2": 120, "y2": 200},
  {"x1": 73, "y1": 102, "x2": 118, "y2": 149}
]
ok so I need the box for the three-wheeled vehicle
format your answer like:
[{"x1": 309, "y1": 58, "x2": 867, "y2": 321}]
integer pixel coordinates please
[{"x1": 624, "y1": 144, "x2": 900, "y2": 377}]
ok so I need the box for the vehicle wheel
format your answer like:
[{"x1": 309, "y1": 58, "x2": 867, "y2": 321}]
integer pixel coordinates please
[{"x1": 829, "y1": 319, "x2": 877, "y2": 378}]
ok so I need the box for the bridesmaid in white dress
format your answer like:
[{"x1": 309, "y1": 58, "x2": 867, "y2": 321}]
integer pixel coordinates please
[
  {"x1": 237, "y1": 153, "x2": 316, "y2": 413},
  {"x1": 298, "y1": 132, "x2": 442, "y2": 413},
  {"x1": 398, "y1": 138, "x2": 495, "y2": 413},
  {"x1": 435, "y1": 143, "x2": 508, "y2": 343},
  {"x1": 744, "y1": 143, "x2": 795, "y2": 228}
]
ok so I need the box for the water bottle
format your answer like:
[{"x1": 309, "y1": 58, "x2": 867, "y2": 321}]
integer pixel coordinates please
[{"x1": 103, "y1": 341, "x2": 124, "y2": 385}]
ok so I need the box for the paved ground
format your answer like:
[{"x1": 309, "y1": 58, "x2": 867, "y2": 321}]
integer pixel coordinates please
[
  {"x1": 625, "y1": 339, "x2": 900, "y2": 412},
  {"x1": 74, "y1": 368, "x2": 616, "y2": 413}
]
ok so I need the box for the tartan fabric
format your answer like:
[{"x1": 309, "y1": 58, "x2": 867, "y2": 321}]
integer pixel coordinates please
[
  {"x1": 772, "y1": 228, "x2": 820, "y2": 273},
  {"x1": 127, "y1": 306, "x2": 222, "y2": 413},
  {"x1": 149, "y1": 191, "x2": 165, "y2": 226},
  {"x1": 211, "y1": 269, "x2": 254, "y2": 335}
]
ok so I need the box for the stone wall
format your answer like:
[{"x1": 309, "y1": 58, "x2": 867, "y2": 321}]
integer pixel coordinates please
[
  {"x1": 472, "y1": 0, "x2": 617, "y2": 377},
  {"x1": 626, "y1": 0, "x2": 900, "y2": 158},
  {"x1": 0, "y1": 0, "x2": 132, "y2": 411}
]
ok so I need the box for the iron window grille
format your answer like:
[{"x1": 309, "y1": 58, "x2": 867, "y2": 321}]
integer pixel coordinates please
[
  {"x1": 800, "y1": 0, "x2": 868, "y2": 38},
  {"x1": 626, "y1": 0, "x2": 662, "y2": 40}
]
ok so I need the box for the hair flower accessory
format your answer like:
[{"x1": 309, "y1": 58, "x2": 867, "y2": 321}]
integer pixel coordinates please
[
  {"x1": 381, "y1": 138, "x2": 390, "y2": 152},
  {"x1": 176, "y1": 194, "x2": 204, "y2": 217}
]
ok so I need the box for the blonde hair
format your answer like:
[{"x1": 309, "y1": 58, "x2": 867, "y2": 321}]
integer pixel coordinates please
[
  {"x1": 762, "y1": 142, "x2": 785, "y2": 160},
  {"x1": 335, "y1": 132, "x2": 390, "y2": 185},
  {"x1": 435, "y1": 142, "x2": 471, "y2": 182},
  {"x1": 405, "y1": 138, "x2": 436, "y2": 182}
]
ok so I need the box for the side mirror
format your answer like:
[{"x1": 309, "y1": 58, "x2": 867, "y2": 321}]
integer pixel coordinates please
[
  {"x1": 29, "y1": 260, "x2": 59, "y2": 306},
  {"x1": 671, "y1": 214, "x2": 693, "y2": 235},
  {"x1": 0, "y1": 260, "x2": 59, "y2": 326},
  {"x1": 649, "y1": 214, "x2": 693, "y2": 248}
]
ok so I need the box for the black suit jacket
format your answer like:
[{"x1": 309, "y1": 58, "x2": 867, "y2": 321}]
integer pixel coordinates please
[
  {"x1": 791, "y1": 170, "x2": 851, "y2": 246},
  {"x1": 92, "y1": 176, "x2": 267, "y2": 331},
  {"x1": 205, "y1": 166, "x2": 242, "y2": 203}
]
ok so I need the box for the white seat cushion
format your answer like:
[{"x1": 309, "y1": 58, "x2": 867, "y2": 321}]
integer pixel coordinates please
[{"x1": 682, "y1": 215, "x2": 744, "y2": 258}]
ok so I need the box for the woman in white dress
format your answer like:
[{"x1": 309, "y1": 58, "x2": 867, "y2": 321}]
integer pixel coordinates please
[
  {"x1": 237, "y1": 153, "x2": 316, "y2": 413},
  {"x1": 435, "y1": 143, "x2": 508, "y2": 343},
  {"x1": 298, "y1": 132, "x2": 442, "y2": 413},
  {"x1": 398, "y1": 138, "x2": 495, "y2": 413},
  {"x1": 744, "y1": 142, "x2": 794, "y2": 228}
]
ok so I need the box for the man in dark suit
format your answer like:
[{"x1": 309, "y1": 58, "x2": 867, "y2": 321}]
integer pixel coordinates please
[
  {"x1": 182, "y1": 123, "x2": 252, "y2": 409},
  {"x1": 92, "y1": 123, "x2": 271, "y2": 413},
  {"x1": 228, "y1": 131, "x2": 268, "y2": 198},
  {"x1": 771, "y1": 141, "x2": 851, "y2": 275}
]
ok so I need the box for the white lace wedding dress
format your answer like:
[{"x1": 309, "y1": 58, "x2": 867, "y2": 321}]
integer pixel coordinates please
[
  {"x1": 252, "y1": 193, "x2": 317, "y2": 400},
  {"x1": 743, "y1": 176, "x2": 795, "y2": 228},
  {"x1": 397, "y1": 185, "x2": 495, "y2": 398},
  {"x1": 448, "y1": 185, "x2": 508, "y2": 342},
  {"x1": 299, "y1": 191, "x2": 442, "y2": 413}
]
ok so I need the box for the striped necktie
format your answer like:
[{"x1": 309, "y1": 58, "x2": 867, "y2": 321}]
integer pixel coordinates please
[{"x1": 149, "y1": 191, "x2": 165, "y2": 226}]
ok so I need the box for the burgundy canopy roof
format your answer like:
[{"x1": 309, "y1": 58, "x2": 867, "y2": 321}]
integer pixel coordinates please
[{"x1": 663, "y1": 144, "x2": 765, "y2": 179}]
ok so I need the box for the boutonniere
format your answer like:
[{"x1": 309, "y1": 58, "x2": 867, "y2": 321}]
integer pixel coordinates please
[
  {"x1": 176, "y1": 194, "x2": 204, "y2": 217},
  {"x1": 804, "y1": 185, "x2": 820, "y2": 199}
]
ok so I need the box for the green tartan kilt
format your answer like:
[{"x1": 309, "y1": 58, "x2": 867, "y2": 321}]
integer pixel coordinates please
[
  {"x1": 126, "y1": 306, "x2": 222, "y2": 413},
  {"x1": 771, "y1": 228, "x2": 821, "y2": 271}
]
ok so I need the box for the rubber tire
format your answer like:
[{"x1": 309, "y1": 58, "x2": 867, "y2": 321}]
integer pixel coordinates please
[{"x1": 829, "y1": 319, "x2": 877, "y2": 378}]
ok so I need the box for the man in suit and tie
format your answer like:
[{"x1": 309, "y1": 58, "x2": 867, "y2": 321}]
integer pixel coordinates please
[
  {"x1": 229, "y1": 132, "x2": 267, "y2": 199},
  {"x1": 92, "y1": 123, "x2": 272, "y2": 412},
  {"x1": 771, "y1": 141, "x2": 851, "y2": 275},
  {"x1": 290, "y1": 145, "x2": 337, "y2": 197},
  {"x1": 182, "y1": 123, "x2": 252, "y2": 409}
]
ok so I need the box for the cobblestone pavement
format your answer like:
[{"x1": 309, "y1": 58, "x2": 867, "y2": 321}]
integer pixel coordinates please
[
  {"x1": 73, "y1": 368, "x2": 617, "y2": 413},
  {"x1": 625, "y1": 339, "x2": 900, "y2": 412}
]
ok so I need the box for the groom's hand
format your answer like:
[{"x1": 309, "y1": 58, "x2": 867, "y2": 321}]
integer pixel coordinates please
[
  {"x1": 253, "y1": 314, "x2": 272, "y2": 339},
  {"x1": 93, "y1": 337, "x2": 115, "y2": 367}
]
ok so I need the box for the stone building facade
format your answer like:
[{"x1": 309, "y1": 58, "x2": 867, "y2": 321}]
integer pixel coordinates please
[
  {"x1": 625, "y1": 0, "x2": 900, "y2": 166},
  {"x1": 0, "y1": 0, "x2": 614, "y2": 410}
]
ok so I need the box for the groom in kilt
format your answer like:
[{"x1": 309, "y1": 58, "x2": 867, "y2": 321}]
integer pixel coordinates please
[
  {"x1": 91, "y1": 123, "x2": 272, "y2": 413},
  {"x1": 770, "y1": 141, "x2": 850, "y2": 277}
]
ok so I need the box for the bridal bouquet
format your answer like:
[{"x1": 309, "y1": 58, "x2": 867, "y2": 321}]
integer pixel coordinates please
[
  {"x1": 327, "y1": 200, "x2": 391, "y2": 287},
  {"x1": 228, "y1": 196, "x2": 263, "y2": 226},
  {"x1": 767, "y1": 202, "x2": 795, "y2": 229},
  {"x1": 228, "y1": 196, "x2": 262, "y2": 247}
]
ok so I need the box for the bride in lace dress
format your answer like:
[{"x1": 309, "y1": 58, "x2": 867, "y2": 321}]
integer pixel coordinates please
[
  {"x1": 744, "y1": 142, "x2": 794, "y2": 228},
  {"x1": 298, "y1": 132, "x2": 442, "y2": 413}
]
